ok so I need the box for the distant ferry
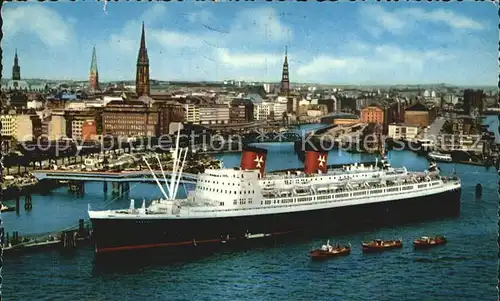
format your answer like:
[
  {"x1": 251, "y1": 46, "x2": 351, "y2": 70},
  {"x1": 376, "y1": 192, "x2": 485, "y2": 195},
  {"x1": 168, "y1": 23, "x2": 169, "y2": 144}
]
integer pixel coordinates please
[
  {"x1": 88, "y1": 130, "x2": 462, "y2": 255},
  {"x1": 428, "y1": 152, "x2": 452, "y2": 162}
]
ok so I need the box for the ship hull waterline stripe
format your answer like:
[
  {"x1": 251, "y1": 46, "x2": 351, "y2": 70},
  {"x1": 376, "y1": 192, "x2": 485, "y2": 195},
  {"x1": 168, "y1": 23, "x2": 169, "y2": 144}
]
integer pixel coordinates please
[
  {"x1": 91, "y1": 190, "x2": 460, "y2": 254},
  {"x1": 95, "y1": 231, "x2": 294, "y2": 253}
]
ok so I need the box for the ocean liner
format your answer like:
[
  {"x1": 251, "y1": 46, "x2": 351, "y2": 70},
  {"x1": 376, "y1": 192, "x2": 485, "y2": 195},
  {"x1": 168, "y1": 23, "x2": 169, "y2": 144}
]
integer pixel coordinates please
[{"x1": 88, "y1": 133, "x2": 461, "y2": 254}]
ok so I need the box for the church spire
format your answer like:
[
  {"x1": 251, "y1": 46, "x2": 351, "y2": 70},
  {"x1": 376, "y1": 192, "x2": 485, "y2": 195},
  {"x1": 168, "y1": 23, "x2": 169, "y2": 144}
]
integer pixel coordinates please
[
  {"x1": 140, "y1": 22, "x2": 147, "y2": 50},
  {"x1": 136, "y1": 21, "x2": 150, "y2": 97},
  {"x1": 280, "y1": 45, "x2": 290, "y2": 95},
  {"x1": 12, "y1": 49, "x2": 21, "y2": 80},
  {"x1": 90, "y1": 46, "x2": 98, "y2": 74},
  {"x1": 89, "y1": 46, "x2": 100, "y2": 91}
]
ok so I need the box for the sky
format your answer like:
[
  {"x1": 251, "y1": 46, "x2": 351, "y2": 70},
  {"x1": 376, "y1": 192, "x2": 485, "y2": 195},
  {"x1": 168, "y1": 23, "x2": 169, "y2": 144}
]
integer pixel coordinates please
[{"x1": 2, "y1": 1, "x2": 498, "y2": 85}]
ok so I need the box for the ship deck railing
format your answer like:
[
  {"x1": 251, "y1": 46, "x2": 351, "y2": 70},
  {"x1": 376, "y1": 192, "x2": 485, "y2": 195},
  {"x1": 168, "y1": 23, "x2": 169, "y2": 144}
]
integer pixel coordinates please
[
  {"x1": 264, "y1": 167, "x2": 407, "y2": 180},
  {"x1": 261, "y1": 172, "x2": 447, "y2": 197},
  {"x1": 183, "y1": 178, "x2": 460, "y2": 215},
  {"x1": 182, "y1": 175, "x2": 460, "y2": 215},
  {"x1": 105, "y1": 175, "x2": 460, "y2": 216}
]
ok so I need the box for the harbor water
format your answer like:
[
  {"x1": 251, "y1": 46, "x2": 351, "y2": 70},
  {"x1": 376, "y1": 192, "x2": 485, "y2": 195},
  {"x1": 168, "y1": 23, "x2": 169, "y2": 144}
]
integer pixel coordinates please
[{"x1": 3, "y1": 118, "x2": 499, "y2": 301}]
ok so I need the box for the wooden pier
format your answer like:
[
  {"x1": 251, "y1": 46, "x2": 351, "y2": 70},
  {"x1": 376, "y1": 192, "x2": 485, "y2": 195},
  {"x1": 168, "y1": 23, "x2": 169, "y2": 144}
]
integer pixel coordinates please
[{"x1": 2, "y1": 219, "x2": 92, "y2": 256}]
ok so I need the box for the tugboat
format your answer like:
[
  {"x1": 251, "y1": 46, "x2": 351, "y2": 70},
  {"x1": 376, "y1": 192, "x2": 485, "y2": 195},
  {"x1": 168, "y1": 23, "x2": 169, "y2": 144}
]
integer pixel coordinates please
[
  {"x1": 413, "y1": 235, "x2": 446, "y2": 249},
  {"x1": 310, "y1": 240, "x2": 351, "y2": 259},
  {"x1": 361, "y1": 239, "x2": 403, "y2": 253}
]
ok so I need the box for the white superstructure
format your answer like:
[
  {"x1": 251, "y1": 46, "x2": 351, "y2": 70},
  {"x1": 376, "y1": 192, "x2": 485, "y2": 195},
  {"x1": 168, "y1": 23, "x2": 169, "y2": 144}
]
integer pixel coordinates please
[{"x1": 88, "y1": 127, "x2": 461, "y2": 221}]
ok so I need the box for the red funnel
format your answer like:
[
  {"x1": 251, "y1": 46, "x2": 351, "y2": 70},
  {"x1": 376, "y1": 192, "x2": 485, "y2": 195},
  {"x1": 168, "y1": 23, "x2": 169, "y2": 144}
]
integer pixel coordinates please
[
  {"x1": 304, "y1": 151, "x2": 328, "y2": 174},
  {"x1": 240, "y1": 146, "x2": 268, "y2": 177}
]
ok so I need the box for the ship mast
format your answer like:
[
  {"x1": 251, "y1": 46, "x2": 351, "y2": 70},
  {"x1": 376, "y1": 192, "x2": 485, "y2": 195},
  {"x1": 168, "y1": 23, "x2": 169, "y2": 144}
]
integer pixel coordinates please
[
  {"x1": 172, "y1": 147, "x2": 188, "y2": 199},
  {"x1": 165, "y1": 126, "x2": 190, "y2": 200},
  {"x1": 169, "y1": 127, "x2": 182, "y2": 197},
  {"x1": 142, "y1": 156, "x2": 170, "y2": 200},
  {"x1": 155, "y1": 154, "x2": 172, "y2": 199}
]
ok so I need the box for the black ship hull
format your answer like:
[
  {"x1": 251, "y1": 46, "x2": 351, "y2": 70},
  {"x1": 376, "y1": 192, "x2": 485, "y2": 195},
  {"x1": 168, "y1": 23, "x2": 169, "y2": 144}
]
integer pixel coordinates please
[{"x1": 90, "y1": 188, "x2": 461, "y2": 255}]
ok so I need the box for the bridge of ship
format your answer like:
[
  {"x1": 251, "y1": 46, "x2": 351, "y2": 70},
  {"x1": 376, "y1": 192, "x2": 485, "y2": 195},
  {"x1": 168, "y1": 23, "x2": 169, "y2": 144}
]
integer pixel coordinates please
[{"x1": 32, "y1": 170, "x2": 198, "y2": 184}]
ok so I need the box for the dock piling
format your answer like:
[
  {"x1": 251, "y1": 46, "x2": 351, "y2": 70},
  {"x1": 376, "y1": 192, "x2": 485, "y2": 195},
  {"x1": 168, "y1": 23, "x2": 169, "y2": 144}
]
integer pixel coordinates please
[
  {"x1": 61, "y1": 230, "x2": 77, "y2": 249},
  {"x1": 15, "y1": 196, "x2": 20, "y2": 214},
  {"x1": 68, "y1": 181, "x2": 85, "y2": 196},
  {"x1": 24, "y1": 195, "x2": 33, "y2": 211},
  {"x1": 78, "y1": 219, "x2": 85, "y2": 237}
]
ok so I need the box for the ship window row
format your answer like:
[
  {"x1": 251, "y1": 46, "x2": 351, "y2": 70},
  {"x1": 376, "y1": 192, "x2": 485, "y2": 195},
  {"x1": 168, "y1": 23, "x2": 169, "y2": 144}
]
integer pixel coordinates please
[
  {"x1": 200, "y1": 179, "x2": 240, "y2": 186},
  {"x1": 352, "y1": 191, "x2": 367, "y2": 196},
  {"x1": 418, "y1": 184, "x2": 428, "y2": 188},
  {"x1": 201, "y1": 181, "x2": 441, "y2": 211},
  {"x1": 198, "y1": 186, "x2": 255, "y2": 195},
  {"x1": 197, "y1": 183, "x2": 443, "y2": 213}
]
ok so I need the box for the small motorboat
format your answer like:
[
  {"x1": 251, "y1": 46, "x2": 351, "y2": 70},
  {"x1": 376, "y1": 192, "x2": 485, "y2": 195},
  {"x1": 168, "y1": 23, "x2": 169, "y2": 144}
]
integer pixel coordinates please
[
  {"x1": 413, "y1": 235, "x2": 446, "y2": 249},
  {"x1": 428, "y1": 152, "x2": 452, "y2": 162},
  {"x1": 362, "y1": 239, "x2": 403, "y2": 253},
  {"x1": 310, "y1": 240, "x2": 351, "y2": 259},
  {"x1": 1, "y1": 204, "x2": 15, "y2": 213}
]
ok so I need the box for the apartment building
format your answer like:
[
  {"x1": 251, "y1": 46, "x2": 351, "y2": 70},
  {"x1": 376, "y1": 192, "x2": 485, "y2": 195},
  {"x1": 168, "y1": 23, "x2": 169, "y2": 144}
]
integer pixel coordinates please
[
  {"x1": 199, "y1": 104, "x2": 230, "y2": 125},
  {"x1": 0, "y1": 114, "x2": 16, "y2": 137},
  {"x1": 183, "y1": 103, "x2": 200, "y2": 124},
  {"x1": 388, "y1": 123, "x2": 419, "y2": 140}
]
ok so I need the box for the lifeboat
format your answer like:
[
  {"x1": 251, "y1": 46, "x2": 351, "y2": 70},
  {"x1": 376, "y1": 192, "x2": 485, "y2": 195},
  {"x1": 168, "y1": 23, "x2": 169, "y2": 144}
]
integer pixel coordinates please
[
  {"x1": 361, "y1": 239, "x2": 403, "y2": 253},
  {"x1": 413, "y1": 236, "x2": 446, "y2": 249},
  {"x1": 310, "y1": 240, "x2": 351, "y2": 260}
]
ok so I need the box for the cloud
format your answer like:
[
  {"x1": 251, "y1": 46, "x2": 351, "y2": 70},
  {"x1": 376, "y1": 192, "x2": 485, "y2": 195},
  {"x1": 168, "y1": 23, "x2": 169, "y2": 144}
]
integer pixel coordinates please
[
  {"x1": 108, "y1": 4, "x2": 169, "y2": 55},
  {"x1": 107, "y1": 6, "x2": 291, "y2": 59},
  {"x1": 296, "y1": 43, "x2": 453, "y2": 82},
  {"x1": 297, "y1": 57, "x2": 364, "y2": 77},
  {"x1": 215, "y1": 49, "x2": 283, "y2": 68},
  {"x1": 403, "y1": 8, "x2": 484, "y2": 30},
  {"x1": 2, "y1": 3, "x2": 494, "y2": 85},
  {"x1": 143, "y1": 3, "x2": 168, "y2": 21},
  {"x1": 187, "y1": 10, "x2": 214, "y2": 23},
  {"x1": 2, "y1": 4, "x2": 75, "y2": 48},
  {"x1": 230, "y1": 7, "x2": 292, "y2": 42},
  {"x1": 150, "y1": 30, "x2": 204, "y2": 49},
  {"x1": 359, "y1": 6, "x2": 484, "y2": 36}
]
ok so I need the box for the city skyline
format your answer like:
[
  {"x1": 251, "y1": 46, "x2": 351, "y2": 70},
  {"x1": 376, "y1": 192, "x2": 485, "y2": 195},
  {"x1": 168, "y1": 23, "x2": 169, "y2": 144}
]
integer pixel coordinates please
[{"x1": 2, "y1": 2, "x2": 497, "y2": 86}]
